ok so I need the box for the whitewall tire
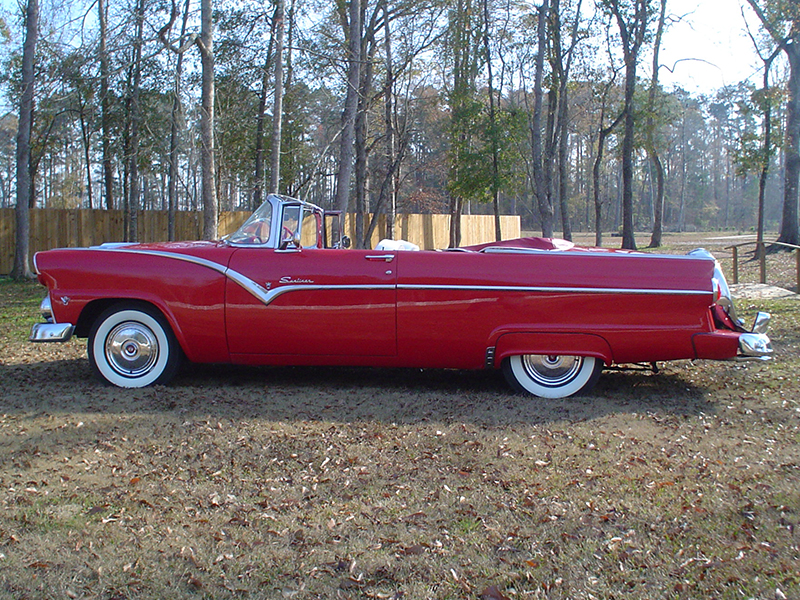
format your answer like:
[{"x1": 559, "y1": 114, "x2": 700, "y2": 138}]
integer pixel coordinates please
[
  {"x1": 502, "y1": 354, "x2": 602, "y2": 398},
  {"x1": 88, "y1": 303, "x2": 181, "y2": 388}
]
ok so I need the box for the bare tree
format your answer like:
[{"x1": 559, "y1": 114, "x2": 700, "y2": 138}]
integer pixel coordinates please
[
  {"x1": 166, "y1": 0, "x2": 191, "y2": 240},
  {"x1": 529, "y1": 0, "x2": 553, "y2": 237},
  {"x1": 646, "y1": 0, "x2": 667, "y2": 248},
  {"x1": 127, "y1": 0, "x2": 145, "y2": 241},
  {"x1": 11, "y1": 0, "x2": 38, "y2": 280},
  {"x1": 606, "y1": 0, "x2": 650, "y2": 250},
  {"x1": 99, "y1": 0, "x2": 114, "y2": 210},
  {"x1": 482, "y1": 0, "x2": 501, "y2": 241},
  {"x1": 592, "y1": 72, "x2": 624, "y2": 247},
  {"x1": 252, "y1": 8, "x2": 277, "y2": 209},
  {"x1": 269, "y1": 0, "x2": 286, "y2": 195},
  {"x1": 199, "y1": 0, "x2": 217, "y2": 239},
  {"x1": 746, "y1": 0, "x2": 800, "y2": 246},
  {"x1": 334, "y1": 0, "x2": 362, "y2": 214}
]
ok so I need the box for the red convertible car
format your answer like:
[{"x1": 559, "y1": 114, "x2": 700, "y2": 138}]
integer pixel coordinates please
[{"x1": 30, "y1": 194, "x2": 772, "y2": 398}]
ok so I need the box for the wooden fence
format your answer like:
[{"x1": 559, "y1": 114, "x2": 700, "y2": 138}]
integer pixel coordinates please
[
  {"x1": 0, "y1": 208, "x2": 520, "y2": 275},
  {"x1": 344, "y1": 213, "x2": 520, "y2": 252}
]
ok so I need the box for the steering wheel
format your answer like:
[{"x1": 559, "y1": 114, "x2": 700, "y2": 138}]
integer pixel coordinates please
[{"x1": 282, "y1": 226, "x2": 294, "y2": 239}]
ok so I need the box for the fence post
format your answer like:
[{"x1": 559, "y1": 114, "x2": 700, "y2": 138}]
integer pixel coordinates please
[
  {"x1": 796, "y1": 248, "x2": 800, "y2": 293},
  {"x1": 731, "y1": 246, "x2": 739, "y2": 284}
]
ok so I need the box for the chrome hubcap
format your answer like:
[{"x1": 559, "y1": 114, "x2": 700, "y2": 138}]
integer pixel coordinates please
[
  {"x1": 521, "y1": 355, "x2": 583, "y2": 387},
  {"x1": 105, "y1": 321, "x2": 159, "y2": 377}
]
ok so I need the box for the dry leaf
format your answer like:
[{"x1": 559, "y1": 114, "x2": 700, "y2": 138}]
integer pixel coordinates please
[{"x1": 480, "y1": 585, "x2": 511, "y2": 600}]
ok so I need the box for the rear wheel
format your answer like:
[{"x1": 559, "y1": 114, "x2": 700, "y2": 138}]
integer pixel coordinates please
[
  {"x1": 502, "y1": 354, "x2": 602, "y2": 398},
  {"x1": 88, "y1": 302, "x2": 181, "y2": 388}
]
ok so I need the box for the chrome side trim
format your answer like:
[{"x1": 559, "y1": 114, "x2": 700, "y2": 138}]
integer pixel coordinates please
[
  {"x1": 85, "y1": 247, "x2": 231, "y2": 275},
  {"x1": 240, "y1": 283, "x2": 396, "y2": 306},
  {"x1": 398, "y1": 284, "x2": 709, "y2": 296},
  {"x1": 478, "y1": 247, "x2": 717, "y2": 261},
  {"x1": 30, "y1": 323, "x2": 74, "y2": 343},
  {"x1": 71, "y1": 247, "x2": 711, "y2": 309},
  {"x1": 71, "y1": 248, "x2": 394, "y2": 308}
]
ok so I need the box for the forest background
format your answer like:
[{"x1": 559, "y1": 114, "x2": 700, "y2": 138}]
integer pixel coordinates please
[{"x1": 0, "y1": 0, "x2": 799, "y2": 278}]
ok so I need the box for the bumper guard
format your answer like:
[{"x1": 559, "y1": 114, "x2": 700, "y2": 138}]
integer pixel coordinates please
[
  {"x1": 737, "y1": 311, "x2": 772, "y2": 361},
  {"x1": 30, "y1": 322, "x2": 75, "y2": 343}
]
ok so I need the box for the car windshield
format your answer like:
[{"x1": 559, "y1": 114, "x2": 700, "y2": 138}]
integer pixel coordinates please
[{"x1": 228, "y1": 201, "x2": 273, "y2": 245}]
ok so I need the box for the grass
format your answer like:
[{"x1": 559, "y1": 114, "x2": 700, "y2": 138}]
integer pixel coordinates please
[{"x1": 0, "y1": 249, "x2": 799, "y2": 599}]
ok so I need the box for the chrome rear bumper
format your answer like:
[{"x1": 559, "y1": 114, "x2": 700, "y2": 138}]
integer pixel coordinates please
[
  {"x1": 737, "y1": 312, "x2": 772, "y2": 360},
  {"x1": 30, "y1": 322, "x2": 75, "y2": 343}
]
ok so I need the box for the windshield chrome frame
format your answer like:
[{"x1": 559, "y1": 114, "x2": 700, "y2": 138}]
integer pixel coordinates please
[{"x1": 227, "y1": 194, "x2": 325, "y2": 250}]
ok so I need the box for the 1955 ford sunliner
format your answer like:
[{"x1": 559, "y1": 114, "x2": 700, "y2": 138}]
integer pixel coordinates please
[{"x1": 30, "y1": 194, "x2": 773, "y2": 397}]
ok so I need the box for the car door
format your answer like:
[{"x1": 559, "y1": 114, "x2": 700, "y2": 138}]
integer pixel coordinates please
[{"x1": 225, "y1": 248, "x2": 398, "y2": 358}]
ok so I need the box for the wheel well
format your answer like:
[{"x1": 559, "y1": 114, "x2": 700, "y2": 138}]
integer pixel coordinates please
[
  {"x1": 493, "y1": 332, "x2": 613, "y2": 367},
  {"x1": 75, "y1": 299, "x2": 165, "y2": 338}
]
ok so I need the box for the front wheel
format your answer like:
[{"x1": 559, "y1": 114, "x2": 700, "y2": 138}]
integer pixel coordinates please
[
  {"x1": 502, "y1": 354, "x2": 602, "y2": 398},
  {"x1": 88, "y1": 302, "x2": 181, "y2": 388}
]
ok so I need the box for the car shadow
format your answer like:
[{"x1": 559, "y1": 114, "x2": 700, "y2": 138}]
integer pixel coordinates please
[{"x1": 0, "y1": 357, "x2": 716, "y2": 427}]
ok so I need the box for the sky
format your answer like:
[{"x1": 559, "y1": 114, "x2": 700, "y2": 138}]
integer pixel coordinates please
[{"x1": 658, "y1": 0, "x2": 770, "y2": 94}]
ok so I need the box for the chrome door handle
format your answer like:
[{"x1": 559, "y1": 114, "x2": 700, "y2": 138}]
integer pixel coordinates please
[{"x1": 365, "y1": 254, "x2": 395, "y2": 262}]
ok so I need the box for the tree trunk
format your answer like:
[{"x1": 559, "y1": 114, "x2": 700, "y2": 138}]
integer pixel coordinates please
[
  {"x1": 609, "y1": 0, "x2": 647, "y2": 250},
  {"x1": 620, "y1": 64, "x2": 637, "y2": 249},
  {"x1": 199, "y1": 0, "x2": 218, "y2": 239},
  {"x1": 11, "y1": 0, "x2": 38, "y2": 280},
  {"x1": 530, "y1": 0, "x2": 553, "y2": 237},
  {"x1": 449, "y1": 195, "x2": 462, "y2": 248},
  {"x1": 482, "y1": 0, "x2": 502, "y2": 241},
  {"x1": 745, "y1": 0, "x2": 800, "y2": 246},
  {"x1": 168, "y1": 0, "x2": 191, "y2": 240},
  {"x1": 551, "y1": 0, "x2": 581, "y2": 242},
  {"x1": 354, "y1": 102, "x2": 368, "y2": 247},
  {"x1": 756, "y1": 51, "x2": 780, "y2": 256},
  {"x1": 647, "y1": 0, "x2": 667, "y2": 248},
  {"x1": 128, "y1": 0, "x2": 145, "y2": 242},
  {"x1": 593, "y1": 111, "x2": 623, "y2": 247},
  {"x1": 557, "y1": 99, "x2": 572, "y2": 241},
  {"x1": 382, "y1": 0, "x2": 395, "y2": 240},
  {"x1": 334, "y1": 0, "x2": 362, "y2": 214},
  {"x1": 355, "y1": 7, "x2": 378, "y2": 249},
  {"x1": 778, "y1": 44, "x2": 800, "y2": 246},
  {"x1": 79, "y1": 107, "x2": 93, "y2": 208},
  {"x1": 269, "y1": 0, "x2": 285, "y2": 195},
  {"x1": 252, "y1": 12, "x2": 277, "y2": 209},
  {"x1": 99, "y1": 0, "x2": 114, "y2": 210}
]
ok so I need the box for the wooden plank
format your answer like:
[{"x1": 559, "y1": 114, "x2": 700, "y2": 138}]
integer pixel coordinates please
[{"x1": 0, "y1": 208, "x2": 13, "y2": 274}]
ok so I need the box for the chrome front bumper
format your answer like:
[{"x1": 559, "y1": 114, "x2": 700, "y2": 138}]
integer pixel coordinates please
[
  {"x1": 30, "y1": 322, "x2": 75, "y2": 342},
  {"x1": 29, "y1": 296, "x2": 74, "y2": 342},
  {"x1": 737, "y1": 312, "x2": 772, "y2": 361}
]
